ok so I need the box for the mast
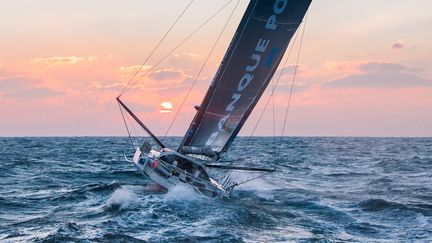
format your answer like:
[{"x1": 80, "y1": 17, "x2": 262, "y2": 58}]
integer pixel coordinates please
[{"x1": 116, "y1": 97, "x2": 166, "y2": 148}]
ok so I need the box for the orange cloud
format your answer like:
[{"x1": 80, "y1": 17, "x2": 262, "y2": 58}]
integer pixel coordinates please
[
  {"x1": 118, "y1": 65, "x2": 151, "y2": 76},
  {"x1": 31, "y1": 56, "x2": 96, "y2": 67}
]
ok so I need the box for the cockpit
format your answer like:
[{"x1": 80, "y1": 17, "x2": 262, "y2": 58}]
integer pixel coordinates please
[{"x1": 158, "y1": 150, "x2": 210, "y2": 181}]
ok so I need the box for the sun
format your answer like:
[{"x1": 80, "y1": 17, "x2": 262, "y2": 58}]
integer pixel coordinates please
[{"x1": 160, "y1": 102, "x2": 173, "y2": 113}]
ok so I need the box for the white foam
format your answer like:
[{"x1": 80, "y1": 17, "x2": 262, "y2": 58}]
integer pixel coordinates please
[
  {"x1": 107, "y1": 188, "x2": 136, "y2": 210},
  {"x1": 256, "y1": 191, "x2": 275, "y2": 200},
  {"x1": 164, "y1": 184, "x2": 200, "y2": 202}
]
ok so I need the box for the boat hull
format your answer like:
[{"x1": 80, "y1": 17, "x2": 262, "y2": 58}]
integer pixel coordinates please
[{"x1": 132, "y1": 149, "x2": 229, "y2": 198}]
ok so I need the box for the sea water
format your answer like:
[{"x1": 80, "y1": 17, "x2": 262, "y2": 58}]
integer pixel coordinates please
[{"x1": 0, "y1": 137, "x2": 431, "y2": 242}]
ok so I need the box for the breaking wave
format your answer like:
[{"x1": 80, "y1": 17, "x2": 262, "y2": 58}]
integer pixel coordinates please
[{"x1": 107, "y1": 188, "x2": 136, "y2": 210}]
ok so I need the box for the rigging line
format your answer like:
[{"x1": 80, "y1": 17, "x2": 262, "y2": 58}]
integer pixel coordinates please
[
  {"x1": 120, "y1": 100, "x2": 140, "y2": 137},
  {"x1": 225, "y1": 170, "x2": 275, "y2": 190},
  {"x1": 162, "y1": 0, "x2": 241, "y2": 141},
  {"x1": 224, "y1": 29, "x2": 301, "y2": 180},
  {"x1": 119, "y1": 0, "x2": 235, "y2": 96},
  {"x1": 138, "y1": 115, "x2": 166, "y2": 148},
  {"x1": 276, "y1": 13, "x2": 309, "y2": 164},
  {"x1": 118, "y1": 102, "x2": 135, "y2": 151},
  {"x1": 272, "y1": 68, "x2": 276, "y2": 157},
  {"x1": 140, "y1": 114, "x2": 166, "y2": 135},
  {"x1": 118, "y1": 0, "x2": 195, "y2": 97},
  {"x1": 125, "y1": 106, "x2": 139, "y2": 136}
]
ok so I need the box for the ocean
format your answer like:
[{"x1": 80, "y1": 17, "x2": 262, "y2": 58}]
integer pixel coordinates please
[{"x1": 0, "y1": 137, "x2": 431, "y2": 242}]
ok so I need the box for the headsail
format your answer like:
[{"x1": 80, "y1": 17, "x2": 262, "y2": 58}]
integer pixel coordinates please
[{"x1": 179, "y1": 0, "x2": 312, "y2": 158}]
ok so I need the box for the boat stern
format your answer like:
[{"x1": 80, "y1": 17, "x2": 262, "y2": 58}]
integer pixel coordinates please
[{"x1": 132, "y1": 147, "x2": 159, "y2": 171}]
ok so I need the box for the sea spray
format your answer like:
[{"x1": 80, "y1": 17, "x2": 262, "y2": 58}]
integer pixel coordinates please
[
  {"x1": 107, "y1": 187, "x2": 136, "y2": 210},
  {"x1": 164, "y1": 184, "x2": 201, "y2": 202},
  {"x1": 256, "y1": 191, "x2": 275, "y2": 201}
]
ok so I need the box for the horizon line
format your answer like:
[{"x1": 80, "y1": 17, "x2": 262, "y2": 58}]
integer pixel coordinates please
[{"x1": 1, "y1": 135, "x2": 431, "y2": 138}]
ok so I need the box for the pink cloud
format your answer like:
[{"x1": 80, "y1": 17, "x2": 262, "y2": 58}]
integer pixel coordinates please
[
  {"x1": 325, "y1": 72, "x2": 431, "y2": 88},
  {"x1": 0, "y1": 77, "x2": 64, "y2": 101},
  {"x1": 149, "y1": 68, "x2": 186, "y2": 82},
  {"x1": 323, "y1": 61, "x2": 411, "y2": 74},
  {"x1": 323, "y1": 61, "x2": 429, "y2": 88},
  {"x1": 358, "y1": 61, "x2": 408, "y2": 73},
  {"x1": 0, "y1": 77, "x2": 40, "y2": 92},
  {"x1": 4, "y1": 87, "x2": 64, "y2": 101},
  {"x1": 390, "y1": 40, "x2": 404, "y2": 50}
]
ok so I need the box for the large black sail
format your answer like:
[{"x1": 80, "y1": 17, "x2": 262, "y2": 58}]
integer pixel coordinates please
[{"x1": 180, "y1": 0, "x2": 311, "y2": 158}]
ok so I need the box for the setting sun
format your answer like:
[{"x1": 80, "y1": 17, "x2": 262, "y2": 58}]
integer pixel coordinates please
[{"x1": 160, "y1": 101, "x2": 173, "y2": 113}]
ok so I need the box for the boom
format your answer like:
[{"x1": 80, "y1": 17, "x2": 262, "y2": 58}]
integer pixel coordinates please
[{"x1": 116, "y1": 97, "x2": 166, "y2": 148}]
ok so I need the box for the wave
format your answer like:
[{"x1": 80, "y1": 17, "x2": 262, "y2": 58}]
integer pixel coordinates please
[
  {"x1": 84, "y1": 181, "x2": 122, "y2": 193},
  {"x1": 32, "y1": 233, "x2": 81, "y2": 243},
  {"x1": 49, "y1": 181, "x2": 122, "y2": 203},
  {"x1": 92, "y1": 233, "x2": 146, "y2": 242},
  {"x1": 107, "y1": 188, "x2": 136, "y2": 210},
  {"x1": 358, "y1": 198, "x2": 409, "y2": 212},
  {"x1": 325, "y1": 171, "x2": 371, "y2": 177},
  {"x1": 357, "y1": 198, "x2": 432, "y2": 217},
  {"x1": 0, "y1": 197, "x2": 27, "y2": 208}
]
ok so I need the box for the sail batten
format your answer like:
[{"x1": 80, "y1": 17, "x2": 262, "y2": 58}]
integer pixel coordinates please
[{"x1": 179, "y1": 0, "x2": 312, "y2": 158}]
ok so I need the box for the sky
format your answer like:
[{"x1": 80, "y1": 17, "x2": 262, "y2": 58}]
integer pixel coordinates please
[{"x1": 0, "y1": 0, "x2": 431, "y2": 137}]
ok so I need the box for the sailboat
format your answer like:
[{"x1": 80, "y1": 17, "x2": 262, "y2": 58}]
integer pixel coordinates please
[{"x1": 117, "y1": 0, "x2": 311, "y2": 198}]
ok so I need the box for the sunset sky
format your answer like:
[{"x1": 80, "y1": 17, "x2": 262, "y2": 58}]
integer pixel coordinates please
[{"x1": 1, "y1": 0, "x2": 431, "y2": 137}]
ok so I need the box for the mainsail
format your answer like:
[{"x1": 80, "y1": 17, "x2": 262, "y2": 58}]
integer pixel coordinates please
[{"x1": 179, "y1": 0, "x2": 311, "y2": 158}]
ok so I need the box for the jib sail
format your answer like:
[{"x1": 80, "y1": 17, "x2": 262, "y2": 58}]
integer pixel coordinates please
[{"x1": 179, "y1": 0, "x2": 311, "y2": 158}]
